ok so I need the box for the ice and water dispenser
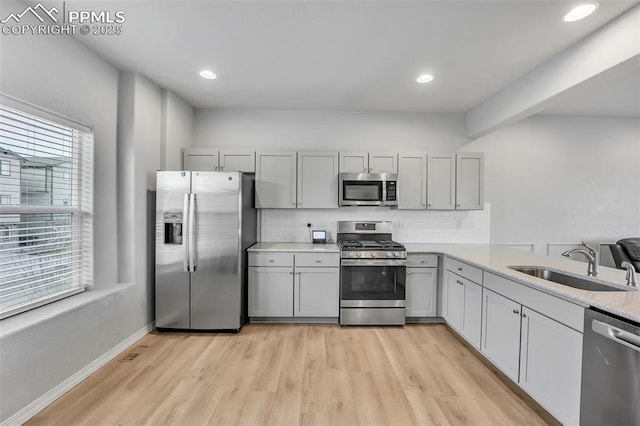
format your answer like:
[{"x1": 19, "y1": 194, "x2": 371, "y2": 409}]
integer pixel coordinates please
[{"x1": 163, "y1": 211, "x2": 183, "y2": 245}]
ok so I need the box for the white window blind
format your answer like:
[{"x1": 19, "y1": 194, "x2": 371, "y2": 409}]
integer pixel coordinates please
[{"x1": 0, "y1": 95, "x2": 93, "y2": 319}]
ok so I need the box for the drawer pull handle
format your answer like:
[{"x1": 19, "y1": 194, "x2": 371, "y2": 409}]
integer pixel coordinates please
[
  {"x1": 457, "y1": 267, "x2": 463, "y2": 271},
  {"x1": 315, "y1": 260, "x2": 322, "y2": 263},
  {"x1": 513, "y1": 309, "x2": 520, "y2": 315},
  {"x1": 268, "y1": 259, "x2": 275, "y2": 263},
  {"x1": 456, "y1": 280, "x2": 463, "y2": 286}
]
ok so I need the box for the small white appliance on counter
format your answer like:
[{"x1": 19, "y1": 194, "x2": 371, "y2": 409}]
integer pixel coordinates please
[{"x1": 155, "y1": 171, "x2": 256, "y2": 331}]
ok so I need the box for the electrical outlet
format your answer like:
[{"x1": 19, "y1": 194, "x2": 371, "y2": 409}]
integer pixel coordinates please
[{"x1": 456, "y1": 219, "x2": 463, "y2": 229}]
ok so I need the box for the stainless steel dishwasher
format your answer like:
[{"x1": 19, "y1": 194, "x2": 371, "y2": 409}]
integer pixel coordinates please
[{"x1": 580, "y1": 308, "x2": 640, "y2": 425}]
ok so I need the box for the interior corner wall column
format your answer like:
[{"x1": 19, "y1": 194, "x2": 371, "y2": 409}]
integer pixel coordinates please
[
  {"x1": 116, "y1": 72, "x2": 136, "y2": 284},
  {"x1": 161, "y1": 91, "x2": 195, "y2": 171},
  {"x1": 465, "y1": 4, "x2": 640, "y2": 139}
]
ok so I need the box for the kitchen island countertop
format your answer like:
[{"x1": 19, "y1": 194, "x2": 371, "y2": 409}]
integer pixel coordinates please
[{"x1": 405, "y1": 244, "x2": 640, "y2": 323}]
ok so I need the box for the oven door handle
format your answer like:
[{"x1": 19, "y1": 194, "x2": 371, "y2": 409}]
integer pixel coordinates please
[{"x1": 341, "y1": 259, "x2": 407, "y2": 267}]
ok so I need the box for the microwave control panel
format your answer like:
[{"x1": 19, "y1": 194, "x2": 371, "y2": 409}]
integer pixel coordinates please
[{"x1": 386, "y1": 181, "x2": 397, "y2": 201}]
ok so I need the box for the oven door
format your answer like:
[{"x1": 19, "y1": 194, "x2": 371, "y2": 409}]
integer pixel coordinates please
[{"x1": 340, "y1": 259, "x2": 406, "y2": 307}]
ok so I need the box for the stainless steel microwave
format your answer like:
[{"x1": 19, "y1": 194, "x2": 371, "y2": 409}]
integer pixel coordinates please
[{"x1": 339, "y1": 173, "x2": 398, "y2": 206}]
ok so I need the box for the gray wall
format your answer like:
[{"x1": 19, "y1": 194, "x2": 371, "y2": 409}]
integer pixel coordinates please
[
  {"x1": 0, "y1": 3, "x2": 194, "y2": 422},
  {"x1": 193, "y1": 108, "x2": 640, "y2": 252},
  {"x1": 194, "y1": 109, "x2": 470, "y2": 152},
  {"x1": 467, "y1": 114, "x2": 640, "y2": 252}
]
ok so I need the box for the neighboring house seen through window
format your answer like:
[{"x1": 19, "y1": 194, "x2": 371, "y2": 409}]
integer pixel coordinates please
[{"x1": 0, "y1": 96, "x2": 94, "y2": 319}]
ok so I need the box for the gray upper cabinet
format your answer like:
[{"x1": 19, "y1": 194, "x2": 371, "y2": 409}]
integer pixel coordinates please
[
  {"x1": 338, "y1": 152, "x2": 368, "y2": 173},
  {"x1": 255, "y1": 151, "x2": 297, "y2": 208},
  {"x1": 369, "y1": 152, "x2": 398, "y2": 173},
  {"x1": 219, "y1": 150, "x2": 255, "y2": 172},
  {"x1": 182, "y1": 148, "x2": 255, "y2": 172},
  {"x1": 182, "y1": 148, "x2": 219, "y2": 171},
  {"x1": 425, "y1": 152, "x2": 484, "y2": 210},
  {"x1": 398, "y1": 152, "x2": 427, "y2": 209},
  {"x1": 297, "y1": 151, "x2": 339, "y2": 208},
  {"x1": 456, "y1": 152, "x2": 484, "y2": 210},
  {"x1": 339, "y1": 152, "x2": 398, "y2": 173},
  {"x1": 427, "y1": 154, "x2": 456, "y2": 210}
]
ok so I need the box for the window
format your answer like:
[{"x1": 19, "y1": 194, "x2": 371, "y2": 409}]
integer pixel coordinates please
[
  {"x1": 0, "y1": 95, "x2": 94, "y2": 319},
  {"x1": 0, "y1": 160, "x2": 10, "y2": 176}
]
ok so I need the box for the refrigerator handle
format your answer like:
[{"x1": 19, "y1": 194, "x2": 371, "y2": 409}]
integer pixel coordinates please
[
  {"x1": 189, "y1": 193, "x2": 197, "y2": 271},
  {"x1": 183, "y1": 193, "x2": 190, "y2": 272}
]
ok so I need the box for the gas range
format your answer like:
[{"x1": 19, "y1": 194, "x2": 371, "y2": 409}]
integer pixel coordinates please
[{"x1": 337, "y1": 221, "x2": 406, "y2": 326}]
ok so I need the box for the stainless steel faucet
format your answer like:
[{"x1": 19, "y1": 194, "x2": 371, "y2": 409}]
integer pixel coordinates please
[
  {"x1": 621, "y1": 261, "x2": 638, "y2": 287},
  {"x1": 562, "y1": 242, "x2": 599, "y2": 277}
]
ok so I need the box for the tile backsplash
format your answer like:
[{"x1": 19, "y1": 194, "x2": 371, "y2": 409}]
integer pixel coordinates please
[{"x1": 260, "y1": 204, "x2": 490, "y2": 244}]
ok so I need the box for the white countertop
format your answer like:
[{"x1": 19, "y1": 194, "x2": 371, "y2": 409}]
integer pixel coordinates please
[
  {"x1": 248, "y1": 242, "x2": 340, "y2": 253},
  {"x1": 405, "y1": 244, "x2": 640, "y2": 324}
]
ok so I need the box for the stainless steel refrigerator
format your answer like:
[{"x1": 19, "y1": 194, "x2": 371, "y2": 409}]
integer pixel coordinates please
[{"x1": 155, "y1": 171, "x2": 256, "y2": 331}]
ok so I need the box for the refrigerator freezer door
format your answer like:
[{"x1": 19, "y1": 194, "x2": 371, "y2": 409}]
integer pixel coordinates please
[
  {"x1": 190, "y1": 172, "x2": 242, "y2": 330},
  {"x1": 155, "y1": 171, "x2": 191, "y2": 329}
]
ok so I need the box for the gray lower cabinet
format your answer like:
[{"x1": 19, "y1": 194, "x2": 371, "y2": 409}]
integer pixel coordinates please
[
  {"x1": 482, "y1": 271, "x2": 583, "y2": 425},
  {"x1": 405, "y1": 254, "x2": 438, "y2": 318},
  {"x1": 294, "y1": 267, "x2": 339, "y2": 317},
  {"x1": 443, "y1": 266, "x2": 482, "y2": 349},
  {"x1": 248, "y1": 251, "x2": 339, "y2": 319}
]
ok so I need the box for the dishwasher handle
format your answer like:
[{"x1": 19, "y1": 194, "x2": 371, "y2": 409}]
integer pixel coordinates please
[{"x1": 592, "y1": 319, "x2": 640, "y2": 353}]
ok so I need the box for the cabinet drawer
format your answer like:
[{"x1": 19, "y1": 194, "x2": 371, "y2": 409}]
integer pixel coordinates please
[
  {"x1": 295, "y1": 253, "x2": 339, "y2": 267},
  {"x1": 407, "y1": 254, "x2": 438, "y2": 268},
  {"x1": 445, "y1": 257, "x2": 483, "y2": 284},
  {"x1": 249, "y1": 252, "x2": 294, "y2": 267}
]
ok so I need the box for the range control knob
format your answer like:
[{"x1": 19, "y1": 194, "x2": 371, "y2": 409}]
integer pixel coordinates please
[
  {"x1": 356, "y1": 252, "x2": 363, "y2": 258},
  {"x1": 387, "y1": 252, "x2": 393, "y2": 257},
  {"x1": 394, "y1": 252, "x2": 402, "y2": 257}
]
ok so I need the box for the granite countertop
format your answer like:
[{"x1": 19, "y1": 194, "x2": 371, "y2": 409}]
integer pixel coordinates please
[
  {"x1": 248, "y1": 242, "x2": 340, "y2": 253},
  {"x1": 405, "y1": 244, "x2": 640, "y2": 324}
]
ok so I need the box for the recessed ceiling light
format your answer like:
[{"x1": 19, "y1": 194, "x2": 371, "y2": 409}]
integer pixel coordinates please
[
  {"x1": 416, "y1": 74, "x2": 434, "y2": 84},
  {"x1": 199, "y1": 70, "x2": 217, "y2": 80},
  {"x1": 563, "y1": 3, "x2": 599, "y2": 22}
]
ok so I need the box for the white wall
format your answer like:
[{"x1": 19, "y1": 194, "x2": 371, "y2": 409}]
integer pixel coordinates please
[
  {"x1": 162, "y1": 92, "x2": 194, "y2": 170},
  {"x1": 466, "y1": 115, "x2": 640, "y2": 253},
  {"x1": 261, "y1": 206, "x2": 490, "y2": 244},
  {"x1": 194, "y1": 109, "x2": 469, "y2": 152},
  {"x1": 0, "y1": 3, "x2": 195, "y2": 422},
  {"x1": 0, "y1": 8, "x2": 152, "y2": 423}
]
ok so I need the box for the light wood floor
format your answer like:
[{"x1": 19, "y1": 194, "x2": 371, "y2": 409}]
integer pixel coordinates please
[{"x1": 28, "y1": 324, "x2": 551, "y2": 425}]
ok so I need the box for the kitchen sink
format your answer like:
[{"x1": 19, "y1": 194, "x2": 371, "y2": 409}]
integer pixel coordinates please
[{"x1": 508, "y1": 266, "x2": 635, "y2": 292}]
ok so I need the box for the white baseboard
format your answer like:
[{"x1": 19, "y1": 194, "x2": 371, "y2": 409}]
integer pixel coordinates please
[{"x1": 2, "y1": 322, "x2": 154, "y2": 426}]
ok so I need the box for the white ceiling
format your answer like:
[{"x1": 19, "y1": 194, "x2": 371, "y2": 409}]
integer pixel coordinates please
[{"x1": 61, "y1": 1, "x2": 639, "y2": 116}]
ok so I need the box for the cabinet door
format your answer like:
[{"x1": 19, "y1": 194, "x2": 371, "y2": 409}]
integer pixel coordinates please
[
  {"x1": 481, "y1": 289, "x2": 521, "y2": 381},
  {"x1": 444, "y1": 271, "x2": 464, "y2": 332},
  {"x1": 406, "y1": 267, "x2": 437, "y2": 317},
  {"x1": 463, "y1": 280, "x2": 483, "y2": 349},
  {"x1": 294, "y1": 267, "x2": 339, "y2": 317},
  {"x1": 456, "y1": 152, "x2": 484, "y2": 210},
  {"x1": 427, "y1": 154, "x2": 455, "y2": 210},
  {"x1": 183, "y1": 149, "x2": 219, "y2": 171},
  {"x1": 519, "y1": 307, "x2": 582, "y2": 426},
  {"x1": 219, "y1": 150, "x2": 255, "y2": 172},
  {"x1": 255, "y1": 151, "x2": 297, "y2": 208},
  {"x1": 248, "y1": 267, "x2": 294, "y2": 317},
  {"x1": 339, "y1": 152, "x2": 368, "y2": 173},
  {"x1": 369, "y1": 152, "x2": 398, "y2": 173},
  {"x1": 398, "y1": 152, "x2": 427, "y2": 210},
  {"x1": 297, "y1": 151, "x2": 338, "y2": 208}
]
